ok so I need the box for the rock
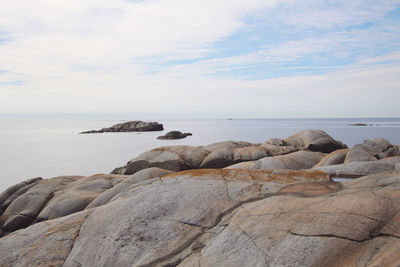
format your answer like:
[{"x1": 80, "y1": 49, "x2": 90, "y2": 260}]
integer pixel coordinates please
[
  {"x1": 200, "y1": 146, "x2": 269, "y2": 169},
  {"x1": 315, "y1": 156, "x2": 400, "y2": 178},
  {"x1": 111, "y1": 146, "x2": 210, "y2": 175},
  {"x1": 345, "y1": 138, "x2": 399, "y2": 163},
  {"x1": 0, "y1": 177, "x2": 43, "y2": 214},
  {"x1": 80, "y1": 121, "x2": 164, "y2": 134},
  {"x1": 86, "y1": 167, "x2": 174, "y2": 209},
  {"x1": 180, "y1": 173, "x2": 400, "y2": 266},
  {"x1": 110, "y1": 130, "x2": 344, "y2": 174},
  {"x1": 203, "y1": 141, "x2": 254, "y2": 152},
  {"x1": 224, "y1": 161, "x2": 256, "y2": 169},
  {"x1": 36, "y1": 174, "x2": 125, "y2": 221},
  {"x1": 0, "y1": 209, "x2": 92, "y2": 266},
  {"x1": 0, "y1": 169, "x2": 331, "y2": 266},
  {"x1": 157, "y1": 131, "x2": 192, "y2": 140},
  {"x1": 349, "y1": 123, "x2": 371, "y2": 126},
  {"x1": 0, "y1": 176, "x2": 82, "y2": 232},
  {"x1": 3, "y1": 170, "x2": 400, "y2": 266},
  {"x1": 313, "y1": 148, "x2": 349, "y2": 168},
  {"x1": 283, "y1": 129, "x2": 347, "y2": 153},
  {"x1": 260, "y1": 142, "x2": 299, "y2": 156},
  {"x1": 252, "y1": 151, "x2": 326, "y2": 170}
]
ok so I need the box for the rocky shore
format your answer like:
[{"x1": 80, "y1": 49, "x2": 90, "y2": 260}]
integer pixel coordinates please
[{"x1": 1, "y1": 129, "x2": 400, "y2": 266}]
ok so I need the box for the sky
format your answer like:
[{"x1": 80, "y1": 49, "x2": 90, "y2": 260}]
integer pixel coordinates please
[{"x1": 0, "y1": 0, "x2": 400, "y2": 118}]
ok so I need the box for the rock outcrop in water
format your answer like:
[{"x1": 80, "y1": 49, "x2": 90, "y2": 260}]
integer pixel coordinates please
[
  {"x1": 80, "y1": 121, "x2": 164, "y2": 133},
  {"x1": 1, "y1": 129, "x2": 400, "y2": 266},
  {"x1": 157, "y1": 131, "x2": 192, "y2": 140}
]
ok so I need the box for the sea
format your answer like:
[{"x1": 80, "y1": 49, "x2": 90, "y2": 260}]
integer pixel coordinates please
[{"x1": 1, "y1": 118, "x2": 400, "y2": 192}]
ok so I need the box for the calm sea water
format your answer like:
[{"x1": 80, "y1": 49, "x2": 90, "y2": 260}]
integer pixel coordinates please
[{"x1": 1, "y1": 118, "x2": 400, "y2": 192}]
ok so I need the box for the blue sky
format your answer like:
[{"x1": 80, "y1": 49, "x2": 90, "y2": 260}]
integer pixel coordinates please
[{"x1": 0, "y1": 0, "x2": 400, "y2": 118}]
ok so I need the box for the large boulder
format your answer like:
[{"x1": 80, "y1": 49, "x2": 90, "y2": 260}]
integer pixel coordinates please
[
  {"x1": 283, "y1": 129, "x2": 347, "y2": 153},
  {"x1": 80, "y1": 121, "x2": 164, "y2": 134},
  {"x1": 315, "y1": 156, "x2": 400, "y2": 178},
  {"x1": 36, "y1": 174, "x2": 125, "y2": 221},
  {"x1": 0, "y1": 176, "x2": 82, "y2": 232},
  {"x1": 179, "y1": 173, "x2": 400, "y2": 266},
  {"x1": 0, "y1": 169, "x2": 331, "y2": 266},
  {"x1": 313, "y1": 148, "x2": 349, "y2": 168},
  {"x1": 345, "y1": 138, "x2": 399, "y2": 163},
  {"x1": 200, "y1": 146, "x2": 269, "y2": 169},
  {"x1": 112, "y1": 146, "x2": 210, "y2": 175},
  {"x1": 1, "y1": 170, "x2": 400, "y2": 266},
  {"x1": 0, "y1": 174, "x2": 129, "y2": 235},
  {"x1": 0, "y1": 177, "x2": 43, "y2": 214},
  {"x1": 252, "y1": 151, "x2": 326, "y2": 170},
  {"x1": 86, "y1": 167, "x2": 174, "y2": 209}
]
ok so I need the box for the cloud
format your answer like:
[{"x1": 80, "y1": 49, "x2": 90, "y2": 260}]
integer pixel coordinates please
[{"x1": 0, "y1": 0, "x2": 399, "y2": 117}]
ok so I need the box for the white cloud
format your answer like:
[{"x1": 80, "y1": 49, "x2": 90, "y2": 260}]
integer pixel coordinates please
[{"x1": 0, "y1": 0, "x2": 399, "y2": 117}]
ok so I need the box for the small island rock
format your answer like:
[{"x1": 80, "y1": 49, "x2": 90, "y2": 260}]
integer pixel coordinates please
[
  {"x1": 80, "y1": 121, "x2": 164, "y2": 134},
  {"x1": 157, "y1": 131, "x2": 192, "y2": 140}
]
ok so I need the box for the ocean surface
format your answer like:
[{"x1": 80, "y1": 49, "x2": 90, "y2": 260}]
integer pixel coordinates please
[{"x1": 1, "y1": 118, "x2": 400, "y2": 192}]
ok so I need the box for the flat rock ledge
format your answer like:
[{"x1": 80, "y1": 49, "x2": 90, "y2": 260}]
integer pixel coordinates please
[{"x1": 80, "y1": 121, "x2": 164, "y2": 134}]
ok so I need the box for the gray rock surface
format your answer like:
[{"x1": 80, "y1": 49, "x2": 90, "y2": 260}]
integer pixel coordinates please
[
  {"x1": 112, "y1": 146, "x2": 210, "y2": 174},
  {"x1": 80, "y1": 121, "x2": 164, "y2": 134},
  {"x1": 345, "y1": 138, "x2": 399, "y2": 163},
  {"x1": 1, "y1": 170, "x2": 399, "y2": 266},
  {"x1": 315, "y1": 156, "x2": 400, "y2": 178},
  {"x1": 86, "y1": 167, "x2": 174, "y2": 209},
  {"x1": 0, "y1": 176, "x2": 82, "y2": 232},
  {"x1": 111, "y1": 129, "x2": 346, "y2": 175},
  {"x1": 283, "y1": 129, "x2": 347, "y2": 153},
  {"x1": 0, "y1": 177, "x2": 43, "y2": 214},
  {"x1": 252, "y1": 151, "x2": 326, "y2": 170},
  {"x1": 313, "y1": 148, "x2": 349, "y2": 168}
]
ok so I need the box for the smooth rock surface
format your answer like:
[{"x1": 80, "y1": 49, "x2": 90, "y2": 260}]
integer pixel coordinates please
[
  {"x1": 1, "y1": 170, "x2": 400, "y2": 266},
  {"x1": 315, "y1": 156, "x2": 400, "y2": 178},
  {"x1": 345, "y1": 138, "x2": 399, "y2": 163},
  {"x1": 112, "y1": 146, "x2": 210, "y2": 175},
  {"x1": 283, "y1": 129, "x2": 347, "y2": 153},
  {"x1": 252, "y1": 151, "x2": 326, "y2": 170},
  {"x1": 313, "y1": 148, "x2": 349, "y2": 168},
  {"x1": 0, "y1": 169, "x2": 331, "y2": 266},
  {"x1": 86, "y1": 167, "x2": 174, "y2": 209}
]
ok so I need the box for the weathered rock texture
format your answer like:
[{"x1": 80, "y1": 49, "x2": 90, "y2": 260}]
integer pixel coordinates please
[
  {"x1": 315, "y1": 156, "x2": 400, "y2": 178},
  {"x1": 313, "y1": 148, "x2": 349, "y2": 168},
  {"x1": 157, "y1": 131, "x2": 192, "y2": 140},
  {"x1": 345, "y1": 138, "x2": 400, "y2": 163},
  {"x1": 112, "y1": 129, "x2": 346, "y2": 175},
  {"x1": 80, "y1": 121, "x2": 164, "y2": 134},
  {"x1": 252, "y1": 151, "x2": 326, "y2": 170},
  {"x1": 1, "y1": 131, "x2": 399, "y2": 266},
  {"x1": 0, "y1": 169, "x2": 399, "y2": 266}
]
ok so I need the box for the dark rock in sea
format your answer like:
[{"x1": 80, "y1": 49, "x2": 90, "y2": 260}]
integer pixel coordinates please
[
  {"x1": 157, "y1": 131, "x2": 192, "y2": 140},
  {"x1": 349, "y1": 123, "x2": 371, "y2": 126},
  {"x1": 80, "y1": 121, "x2": 164, "y2": 134}
]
